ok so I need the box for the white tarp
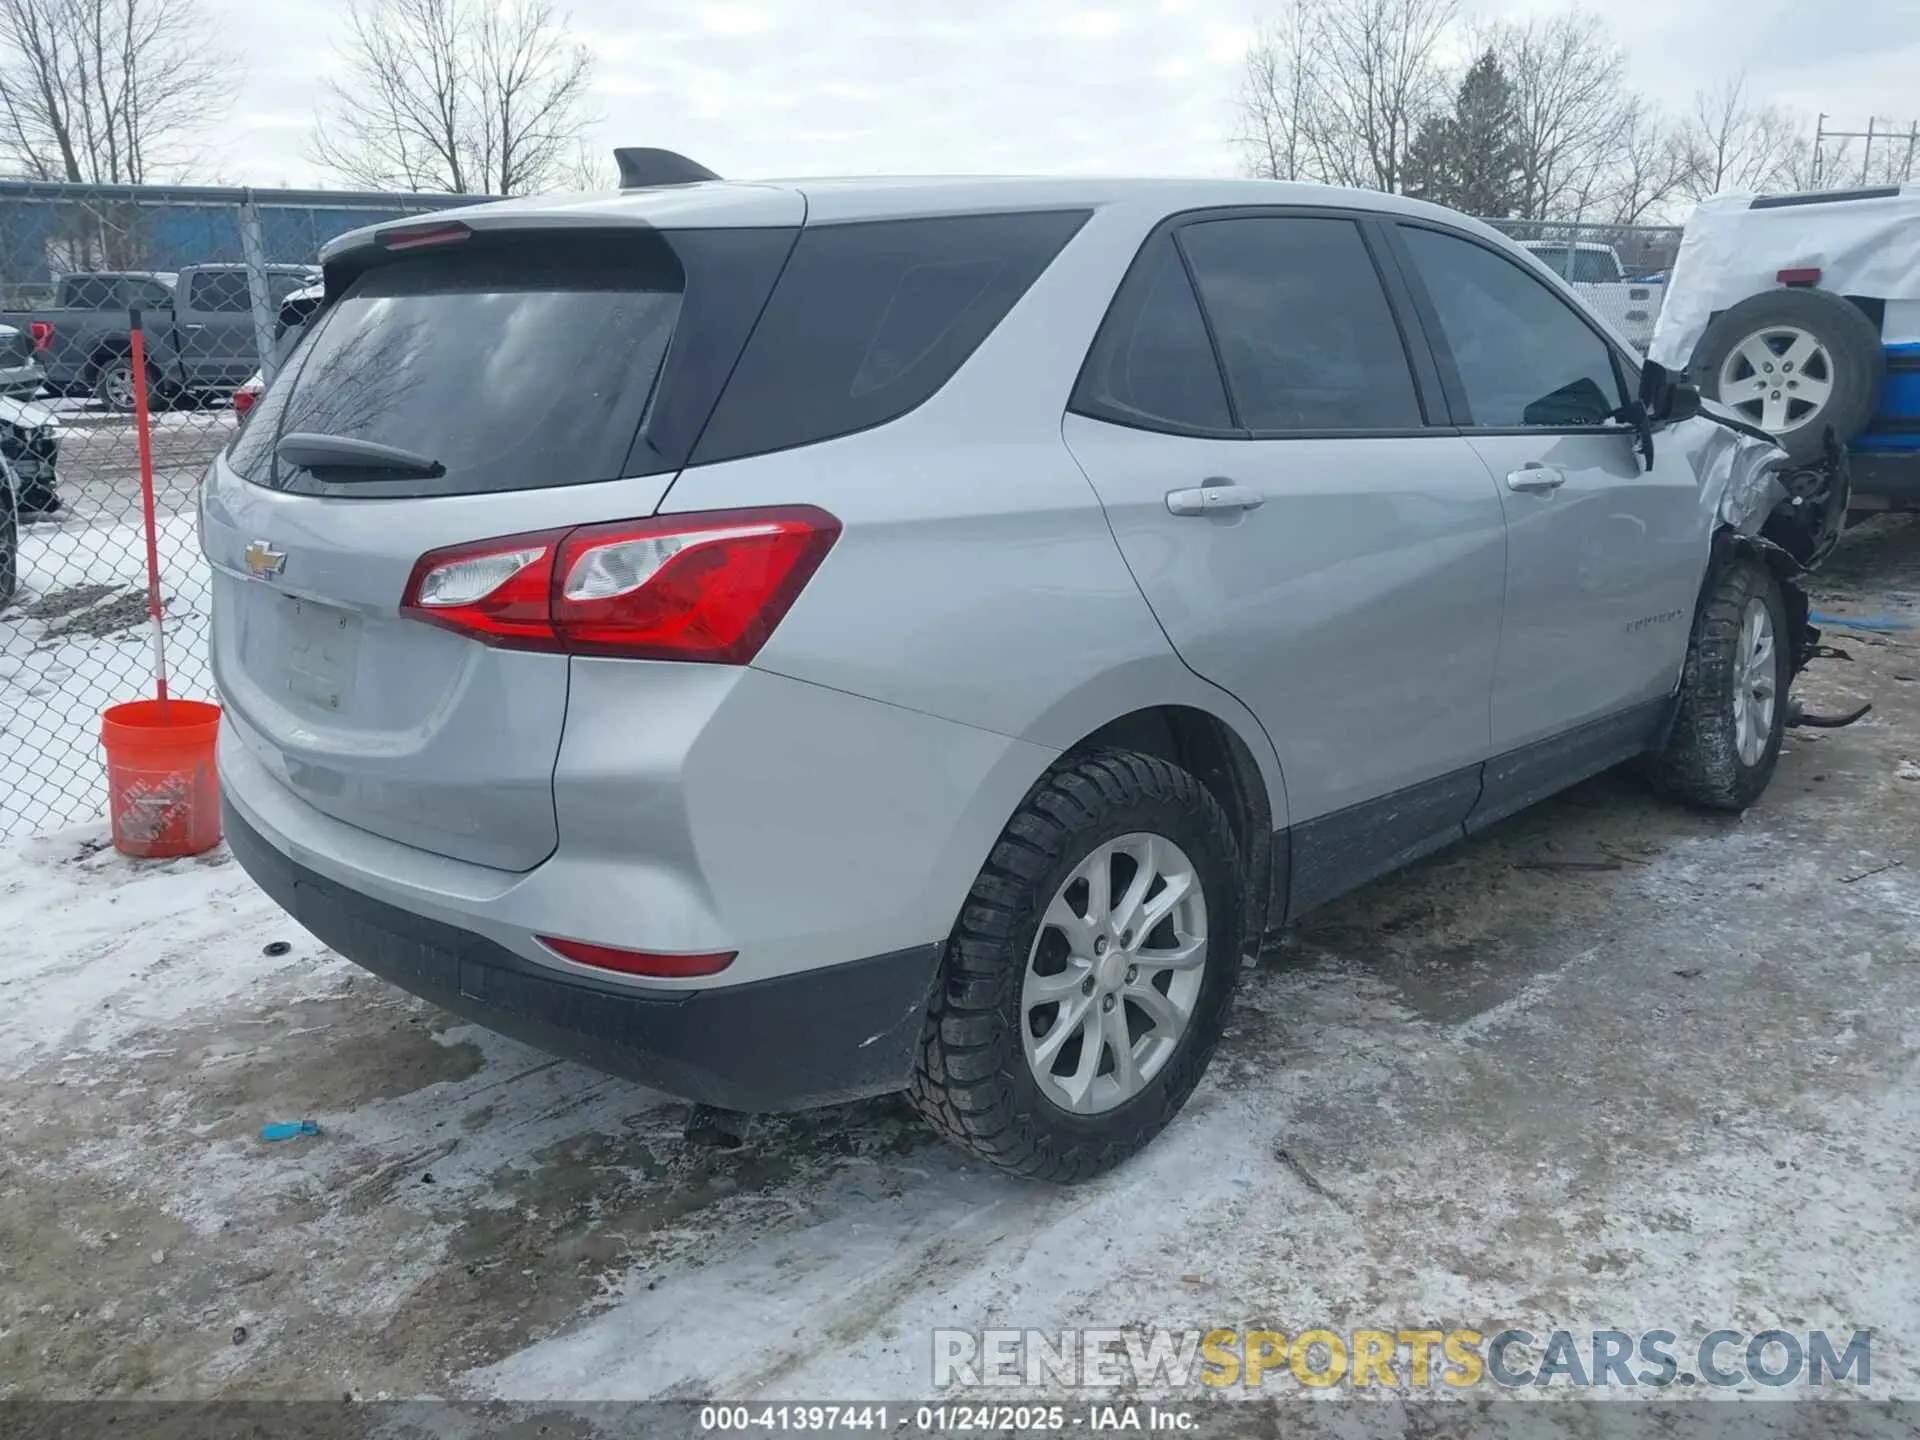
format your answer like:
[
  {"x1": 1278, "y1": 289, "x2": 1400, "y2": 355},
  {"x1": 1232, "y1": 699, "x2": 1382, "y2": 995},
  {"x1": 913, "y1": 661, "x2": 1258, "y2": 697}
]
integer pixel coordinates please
[{"x1": 1649, "y1": 187, "x2": 1920, "y2": 371}]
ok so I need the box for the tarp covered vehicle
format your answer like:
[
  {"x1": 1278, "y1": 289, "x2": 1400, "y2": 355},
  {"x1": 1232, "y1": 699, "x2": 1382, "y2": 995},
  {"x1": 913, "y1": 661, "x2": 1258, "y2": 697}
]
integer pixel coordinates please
[{"x1": 1651, "y1": 185, "x2": 1920, "y2": 511}]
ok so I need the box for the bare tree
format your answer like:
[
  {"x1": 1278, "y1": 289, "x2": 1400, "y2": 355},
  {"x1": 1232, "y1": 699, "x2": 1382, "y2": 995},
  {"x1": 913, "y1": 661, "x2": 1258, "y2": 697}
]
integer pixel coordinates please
[
  {"x1": 1311, "y1": 0, "x2": 1457, "y2": 192},
  {"x1": 0, "y1": 0, "x2": 228, "y2": 184},
  {"x1": 1489, "y1": 10, "x2": 1633, "y2": 220},
  {"x1": 311, "y1": 0, "x2": 596, "y2": 196},
  {"x1": 1679, "y1": 72, "x2": 1806, "y2": 200},
  {"x1": 1237, "y1": 0, "x2": 1320, "y2": 182},
  {"x1": 1595, "y1": 98, "x2": 1695, "y2": 224},
  {"x1": 1236, "y1": 0, "x2": 1456, "y2": 194}
]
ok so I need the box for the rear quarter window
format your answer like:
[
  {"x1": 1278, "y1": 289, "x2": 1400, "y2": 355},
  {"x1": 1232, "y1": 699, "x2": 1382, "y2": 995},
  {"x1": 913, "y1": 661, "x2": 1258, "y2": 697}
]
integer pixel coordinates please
[{"x1": 690, "y1": 209, "x2": 1090, "y2": 465}]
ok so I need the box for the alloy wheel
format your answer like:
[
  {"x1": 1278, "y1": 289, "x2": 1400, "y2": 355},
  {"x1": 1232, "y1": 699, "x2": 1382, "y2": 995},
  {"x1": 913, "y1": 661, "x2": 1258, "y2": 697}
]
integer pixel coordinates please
[
  {"x1": 1715, "y1": 324, "x2": 1834, "y2": 435},
  {"x1": 1020, "y1": 831, "x2": 1208, "y2": 1115}
]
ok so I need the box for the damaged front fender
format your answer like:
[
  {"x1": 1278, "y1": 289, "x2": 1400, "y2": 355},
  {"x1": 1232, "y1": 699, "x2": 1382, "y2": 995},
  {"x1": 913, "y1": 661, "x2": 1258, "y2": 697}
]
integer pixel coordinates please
[{"x1": 1673, "y1": 406, "x2": 1851, "y2": 682}]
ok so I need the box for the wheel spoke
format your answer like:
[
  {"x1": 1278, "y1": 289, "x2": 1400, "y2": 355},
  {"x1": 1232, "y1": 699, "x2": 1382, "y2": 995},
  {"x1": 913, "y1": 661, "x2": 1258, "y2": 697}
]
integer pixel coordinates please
[
  {"x1": 1025, "y1": 963, "x2": 1089, "y2": 1004},
  {"x1": 1104, "y1": 1004, "x2": 1141, "y2": 1094},
  {"x1": 1760, "y1": 391, "x2": 1789, "y2": 431},
  {"x1": 1780, "y1": 333, "x2": 1819, "y2": 372},
  {"x1": 1042, "y1": 894, "x2": 1096, "y2": 954},
  {"x1": 1791, "y1": 375, "x2": 1832, "y2": 408},
  {"x1": 1132, "y1": 868, "x2": 1194, "y2": 940},
  {"x1": 1125, "y1": 979, "x2": 1186, "y2": 1034},
  {"x1": 1737, "y1": 338, "x2": 1777, "y2": 376},
  {"x1": 1081, "y1": 845, "x2": 1113, "y2": 929},
  {"x1": 1032, "y1": 995, "x2": 1093, "y2": 1071},
  {"x1": 1135, "y1": 932, "x2": 1207, "y2": 969},
  {"x1": 1060, "y1": 1010, "x2": 1105, "y2": 1110},
  {"x1": 1109, "y1": 835, "x2": 1157, "y2": 937}
]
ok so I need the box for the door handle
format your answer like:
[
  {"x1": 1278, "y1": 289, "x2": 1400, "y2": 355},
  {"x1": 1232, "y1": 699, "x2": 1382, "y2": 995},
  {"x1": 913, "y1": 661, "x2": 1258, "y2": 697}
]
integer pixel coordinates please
[
  {"x1": 1166, "y1": 482, "x2": 1266, "y2": 517},
  {"x1": 1505, "y1": 464, "x2": 1566, "y2": 494}
]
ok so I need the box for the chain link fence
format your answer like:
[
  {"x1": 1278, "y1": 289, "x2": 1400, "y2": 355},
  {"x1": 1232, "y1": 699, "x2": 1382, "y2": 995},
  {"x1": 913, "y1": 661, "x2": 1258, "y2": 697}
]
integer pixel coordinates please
[
  {"x1": 1, "y1": 182, "x2": 467, "y2": 838},
  {"x1": 1478, "y1": 218, "x2": 1685, "y2": 349}
]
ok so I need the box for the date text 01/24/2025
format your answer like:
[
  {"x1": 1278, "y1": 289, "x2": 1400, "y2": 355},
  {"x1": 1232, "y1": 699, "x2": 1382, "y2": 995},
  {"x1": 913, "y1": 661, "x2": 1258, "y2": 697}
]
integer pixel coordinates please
[{"x1": 698, "y1": 1404, "x2": 1199, "y2": 1432}]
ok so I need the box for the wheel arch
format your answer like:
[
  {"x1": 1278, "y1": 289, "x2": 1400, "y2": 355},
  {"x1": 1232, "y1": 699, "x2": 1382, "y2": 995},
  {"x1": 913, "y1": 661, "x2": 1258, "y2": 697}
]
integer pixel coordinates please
[{"x1": 1060, "y1": 702, "x2": 1286, "y2": 947}]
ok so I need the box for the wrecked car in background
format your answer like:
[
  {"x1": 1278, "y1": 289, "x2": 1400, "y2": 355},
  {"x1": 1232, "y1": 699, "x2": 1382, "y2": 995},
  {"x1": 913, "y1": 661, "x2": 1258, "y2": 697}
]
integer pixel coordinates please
[{"x1": 1653, "y1": 184, "x2": 1920, "y2": 512}]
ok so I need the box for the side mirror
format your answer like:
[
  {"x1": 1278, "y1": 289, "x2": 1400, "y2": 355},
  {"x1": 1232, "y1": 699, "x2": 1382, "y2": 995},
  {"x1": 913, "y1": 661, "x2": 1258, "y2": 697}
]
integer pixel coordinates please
[{"x1": 1638, "y1": 360, "x2": 1702, "y2": 425}]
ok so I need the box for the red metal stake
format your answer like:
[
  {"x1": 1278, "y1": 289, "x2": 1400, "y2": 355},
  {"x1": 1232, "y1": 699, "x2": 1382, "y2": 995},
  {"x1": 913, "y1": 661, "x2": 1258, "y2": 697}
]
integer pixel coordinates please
[{"x1": 128, "y1": 311, "x2": 169, "y2": 714}]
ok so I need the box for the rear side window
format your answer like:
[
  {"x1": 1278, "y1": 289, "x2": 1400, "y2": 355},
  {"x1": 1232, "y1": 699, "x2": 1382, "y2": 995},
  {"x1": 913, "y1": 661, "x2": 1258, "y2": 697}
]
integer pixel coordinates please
[
  {"x1": 692, "y1": 210, "x2": 1090, "y2": 465},
  {"x1": 230, "y1": 233, "x2": 686, "y2": 495},
  {"x1": 187, "y1": 270, "x2": 250, "y2": 313},
  {"x1": 1072, "y1": 234, "x2": 1232, "y2": 433},
  {"x1": 1178, "y1": 217, "x2": 1423, "y2": 433},
  {"x1": 63, "y1": 276, "x2": 120, "y2": 309}
]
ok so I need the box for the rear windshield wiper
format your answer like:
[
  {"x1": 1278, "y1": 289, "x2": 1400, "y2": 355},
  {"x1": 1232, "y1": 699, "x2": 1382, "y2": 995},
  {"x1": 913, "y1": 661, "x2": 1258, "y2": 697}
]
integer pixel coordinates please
[{"x1": 277, "y1": 432, "x2": 446, "y2": 480}]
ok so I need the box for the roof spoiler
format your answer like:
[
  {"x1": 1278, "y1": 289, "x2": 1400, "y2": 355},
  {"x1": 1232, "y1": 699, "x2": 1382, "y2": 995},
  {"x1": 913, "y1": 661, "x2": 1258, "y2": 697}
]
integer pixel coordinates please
[{"x1": 615, "y1": 148, "x2": 722, "y2": 189}]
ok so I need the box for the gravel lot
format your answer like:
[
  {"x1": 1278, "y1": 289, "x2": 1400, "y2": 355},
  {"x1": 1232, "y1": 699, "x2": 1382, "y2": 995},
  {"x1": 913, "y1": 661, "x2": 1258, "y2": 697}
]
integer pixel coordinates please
[{"x1": 1, "y1": 503, "x2": 1917, "y2": 1430}]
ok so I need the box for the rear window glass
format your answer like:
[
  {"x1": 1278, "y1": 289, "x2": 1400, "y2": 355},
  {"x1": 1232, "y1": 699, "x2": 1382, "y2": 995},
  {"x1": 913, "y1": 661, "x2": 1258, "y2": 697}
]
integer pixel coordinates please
[
  {"x1": 691, "y1": 210, "x2": 1090, "y2": 465},
  {"x1": 229, "y1": 233, "x2": 683, "y2": 495}
]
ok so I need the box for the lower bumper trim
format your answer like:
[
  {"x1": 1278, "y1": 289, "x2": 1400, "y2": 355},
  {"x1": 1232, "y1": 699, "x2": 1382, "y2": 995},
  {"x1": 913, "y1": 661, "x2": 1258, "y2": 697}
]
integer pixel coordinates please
[{"x1": 225, "y1": 800, "x2": 941, "y2": 1113}]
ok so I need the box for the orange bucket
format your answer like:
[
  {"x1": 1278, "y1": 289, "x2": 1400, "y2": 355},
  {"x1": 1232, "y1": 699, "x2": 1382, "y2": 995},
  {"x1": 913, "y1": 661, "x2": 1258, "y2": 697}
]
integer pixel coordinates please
[{"x1": 100, "y1": 699, "x2": 223, "y2": 858}]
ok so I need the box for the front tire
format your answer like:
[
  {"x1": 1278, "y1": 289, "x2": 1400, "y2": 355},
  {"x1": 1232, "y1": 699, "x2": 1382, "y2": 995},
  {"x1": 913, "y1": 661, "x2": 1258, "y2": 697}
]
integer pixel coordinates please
[
  {"x1": 1648, "y1": 556, "x2": 1790, "y2": 811},
  {"x1": 909, "y1": 749, "x2": 1243, "y2": 1182}
]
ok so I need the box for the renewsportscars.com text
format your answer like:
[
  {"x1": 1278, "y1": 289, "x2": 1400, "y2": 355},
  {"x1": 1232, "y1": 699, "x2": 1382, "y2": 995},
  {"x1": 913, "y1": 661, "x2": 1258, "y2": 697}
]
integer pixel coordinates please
[{"x1": 932, "y1": 1327, "x2": 1873, "y2": 1390}]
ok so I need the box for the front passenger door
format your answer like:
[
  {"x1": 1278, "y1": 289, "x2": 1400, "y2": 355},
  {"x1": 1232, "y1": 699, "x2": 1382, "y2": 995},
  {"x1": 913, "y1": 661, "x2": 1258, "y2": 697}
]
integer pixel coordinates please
[{"x1": 1392, "y1": 223, "x2": 1702, "y2": 814}]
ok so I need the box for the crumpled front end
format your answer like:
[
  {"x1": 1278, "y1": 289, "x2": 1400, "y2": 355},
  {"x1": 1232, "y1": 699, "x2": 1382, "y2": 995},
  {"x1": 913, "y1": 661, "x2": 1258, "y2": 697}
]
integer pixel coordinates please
[{"x1": 1682, "y1": 405, "x2": 1852, "y2": 684}]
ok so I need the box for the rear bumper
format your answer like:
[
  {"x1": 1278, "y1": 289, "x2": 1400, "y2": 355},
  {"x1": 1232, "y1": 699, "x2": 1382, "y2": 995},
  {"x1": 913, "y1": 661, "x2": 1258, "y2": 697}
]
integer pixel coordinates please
[{"x1": 226, "y1": 799, "x2": 941, "y2": 1112}]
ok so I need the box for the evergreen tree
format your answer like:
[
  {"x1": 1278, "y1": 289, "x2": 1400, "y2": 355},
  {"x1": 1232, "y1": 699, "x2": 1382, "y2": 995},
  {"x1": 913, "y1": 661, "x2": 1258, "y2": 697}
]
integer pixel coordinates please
[{"x1": 1402, "y1": 49, "x2": 1524, "y2": 216}]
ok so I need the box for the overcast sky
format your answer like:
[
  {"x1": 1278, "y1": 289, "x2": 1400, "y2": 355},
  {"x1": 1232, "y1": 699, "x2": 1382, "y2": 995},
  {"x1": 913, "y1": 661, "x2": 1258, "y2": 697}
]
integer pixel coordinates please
[{"x1": 219, "y1": 0, "x2": 1920, "y2": 190}]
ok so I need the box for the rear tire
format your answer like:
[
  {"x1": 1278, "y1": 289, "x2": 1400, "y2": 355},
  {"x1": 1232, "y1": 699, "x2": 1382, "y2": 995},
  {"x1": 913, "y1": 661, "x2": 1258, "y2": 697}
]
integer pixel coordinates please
[
  {"x1": 1647, "y1": 556, "x2": 1790, "y2": 812},
  {"x1": 909, "y1": 749, "x2": 1243, "y2": 1183},
  {"x1": 1692, "y1": 288, "x2": 1884, "y2": 463},
  {"x1": 93, "y1": 353, "x2": 139, "y2": 412}
]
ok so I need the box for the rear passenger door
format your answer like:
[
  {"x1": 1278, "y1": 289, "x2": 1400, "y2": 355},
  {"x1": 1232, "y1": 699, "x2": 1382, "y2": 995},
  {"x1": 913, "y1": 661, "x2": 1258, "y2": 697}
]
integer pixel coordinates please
[
  {"x1": 177, "y1": 268, "x2": 258, "y2": 389},
  {"x1": 1063, "y1": 210, "x2": 1510, "y2": 913},
  {"x1": 1388, "y1": 223, "x2": 1701, "y2": 820}
]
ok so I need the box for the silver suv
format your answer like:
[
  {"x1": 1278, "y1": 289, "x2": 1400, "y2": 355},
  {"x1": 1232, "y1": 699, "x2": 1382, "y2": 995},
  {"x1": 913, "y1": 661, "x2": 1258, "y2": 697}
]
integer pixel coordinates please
[{"x1": 206, "y1": 165, "x2": 1838, "y2": 1182}]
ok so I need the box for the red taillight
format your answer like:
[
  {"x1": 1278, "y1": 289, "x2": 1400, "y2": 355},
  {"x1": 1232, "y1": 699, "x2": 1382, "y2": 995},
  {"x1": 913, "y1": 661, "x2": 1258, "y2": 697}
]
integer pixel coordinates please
[
  {"x1": 1777, "y1": 267, "x2": 1822, "y2": 287},
  {"x1": 539, "y1": 935, "x2": 736, "y2": 978},
  {"x1": 233, "y1": 385, "x2": 259, "y2": 419},
  {"x1": 379, "y1": 221, "x2": 472, "y2": 251},
  {"x1": 398, "y1": 506, "x2": 840, "y2": 662},
  {"x1": 29, "y1": 321, "x2": 52, "y2": 351}
]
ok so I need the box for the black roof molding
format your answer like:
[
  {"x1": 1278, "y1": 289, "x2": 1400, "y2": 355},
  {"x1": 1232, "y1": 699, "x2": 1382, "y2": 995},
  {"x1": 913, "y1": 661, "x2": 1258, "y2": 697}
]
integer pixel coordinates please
[
  {"x1": 1751, "y1": 186, "x2": 1901, "y2": 209},
  {"x1": 615, "y1": 148, "x2": 722, "y2": 190}
]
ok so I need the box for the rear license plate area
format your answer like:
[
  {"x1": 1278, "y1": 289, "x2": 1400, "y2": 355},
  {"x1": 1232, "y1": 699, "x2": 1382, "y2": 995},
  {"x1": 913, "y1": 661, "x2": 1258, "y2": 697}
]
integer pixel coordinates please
[{"x1": 278, "y1": 593, "x2": 363, "y2": 713}]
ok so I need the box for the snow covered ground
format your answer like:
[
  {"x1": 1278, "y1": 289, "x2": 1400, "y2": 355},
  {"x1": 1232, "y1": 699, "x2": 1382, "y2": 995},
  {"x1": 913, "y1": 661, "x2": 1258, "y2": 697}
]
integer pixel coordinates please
[{"x1": 1, "y1": 518, "x2": 1917, "y2": 1425}]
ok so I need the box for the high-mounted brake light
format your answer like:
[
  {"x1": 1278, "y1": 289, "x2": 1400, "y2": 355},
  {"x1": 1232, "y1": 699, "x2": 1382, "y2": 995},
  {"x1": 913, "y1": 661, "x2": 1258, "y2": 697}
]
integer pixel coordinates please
[
  {"x1": 539, "y1": 935, "x2": 736, "y2": 978},
  {"x1": 379, "y1": 221, "x2": 472, "y2": 252},
  {"x1": 398, "y1": 506, "x2": 840, "y2": 663}
]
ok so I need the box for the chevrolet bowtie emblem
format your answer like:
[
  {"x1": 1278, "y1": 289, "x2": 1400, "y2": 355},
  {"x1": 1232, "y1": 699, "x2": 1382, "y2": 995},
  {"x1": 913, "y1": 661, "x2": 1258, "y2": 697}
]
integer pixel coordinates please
[{"x1": 243, "y1": 540, "x2": 286, "y2": 577}]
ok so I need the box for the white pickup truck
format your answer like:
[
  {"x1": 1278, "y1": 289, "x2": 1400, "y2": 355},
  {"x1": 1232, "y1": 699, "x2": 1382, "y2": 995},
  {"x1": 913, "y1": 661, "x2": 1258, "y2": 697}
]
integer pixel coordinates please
[{"x1": 1522, "y1": 239, "x2": 1666, "y2": 351}]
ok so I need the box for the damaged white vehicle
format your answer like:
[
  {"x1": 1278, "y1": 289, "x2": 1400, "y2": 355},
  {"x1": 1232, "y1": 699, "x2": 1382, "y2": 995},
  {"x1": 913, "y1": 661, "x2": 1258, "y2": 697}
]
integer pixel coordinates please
[{"x1": 1653, "y1": 184, "x2": 1920, "y2": 511}]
